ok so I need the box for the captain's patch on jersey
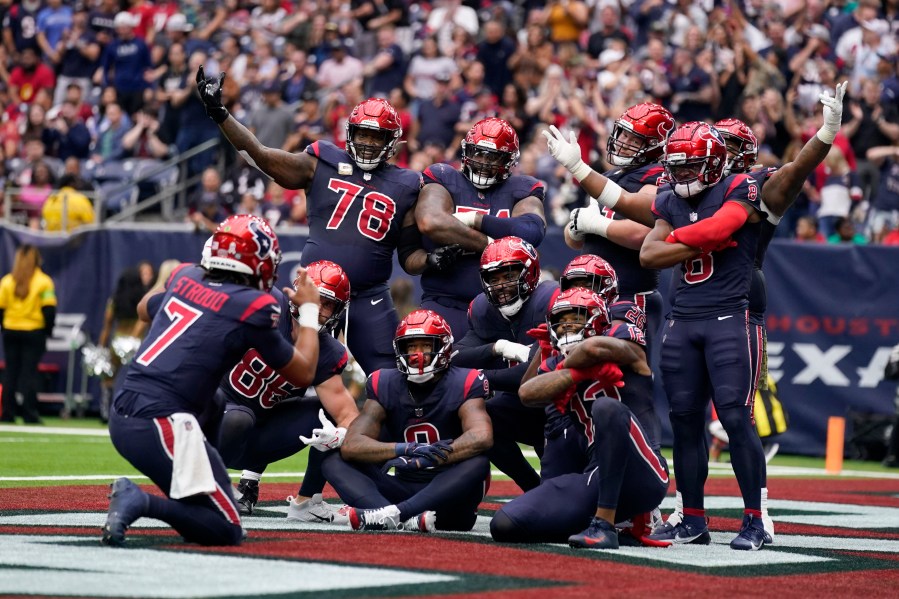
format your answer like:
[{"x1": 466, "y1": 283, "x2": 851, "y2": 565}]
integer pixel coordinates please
[{"x1": 338, "y1": 162, "x2": 353, "y2": 175}]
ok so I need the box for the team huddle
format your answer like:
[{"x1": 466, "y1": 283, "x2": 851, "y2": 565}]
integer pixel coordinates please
[{"x1": 99, "y1": 67, "x2": 847, "y2": 552}]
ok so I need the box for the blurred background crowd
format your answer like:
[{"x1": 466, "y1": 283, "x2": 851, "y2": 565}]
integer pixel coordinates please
[{"x1": 0, "y1": 0, "x2": 897, "y2": 243}]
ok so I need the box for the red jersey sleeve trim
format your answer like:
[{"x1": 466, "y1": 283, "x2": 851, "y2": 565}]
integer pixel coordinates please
[{"x1": 239, "y1": 294, "x2": 277, "y2": 322}]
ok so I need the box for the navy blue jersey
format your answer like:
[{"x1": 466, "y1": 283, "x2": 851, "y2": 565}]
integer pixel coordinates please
[
  {"x1": 749, "y1": 167, "x2": 779, "y2": 321},
  {"x1": 584, "y1": 164, "x2": 664, "y2": 295},
  {"x1": 872, "y1": 158, "x2": 899, "y2": 211},
  {"x1": 119, "y1": 264, "x2": 295, "y2": 417},
  {"x1": 301, "y1": 140, "x2": 422, "y2": 291},
  {"x1": 420, "y1": 163, "x2": 545, "y2": 303},
  {"x1": 366, "y1": 366, "x2": 490, "y2": 480},
  {"x1": 219, "y1": 288, "x2": 349, "y2": 412},
  {"x1": 541, "y1": 323, "x2": 659, "y2": 449},
  {"x1": 609, "y1": 300, "x2": 647, "y2": 331},
  {"x1": 652, "y1": 174, "x2": 763, "y2": 320},
  {"x1": 466, "y1": 281, "x2": 560, "y2": 345}
]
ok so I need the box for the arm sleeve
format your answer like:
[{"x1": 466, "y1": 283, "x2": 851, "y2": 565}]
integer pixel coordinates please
[
  {"x1": 669, "y1": 201, "x2": 749, "y2": 249},
  {"x1": 479, "y1": 213, "x2": 546, "y2": 246},
  {"x1": 397, "y1": 222, "x2": 424, "y2": 267},
  {"x1": 482, "y1": 361, "x2": 531, "y2": 392},
  {"x1": 42, "y1": 305, "x2": 56, "y2": 335},
  {"x1": 452, "y1": 328, "x2": 497, "y2": 367}
]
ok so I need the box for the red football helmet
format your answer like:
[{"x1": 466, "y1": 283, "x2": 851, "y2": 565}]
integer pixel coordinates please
[
  {"x1": 345, "y1": 98, "x2": 403, "y2": 170},
  {"x1": 560, "y1": 254, "x2": 619, "y2": 304},
  {"x1": 480, "y1": 236, "x2": 541, "y2": 317},
  {"x1": 290, "y1": 260, "x2": 351, "y2": 333},
  {"x1": 547, "y1": 288, "x2": 611, "y2": 356},
  {"x1": 662, "y1": 121, "x2": 727, "y2": 198},
  {"x1": 394, "y1": 309, "x2": 454, "y2": 383},
  {"x1": 607, "y1": 103, "x2": 675, "y2": 167},
  {"x1": 714, "y1": 118, "x2": 758, "y2": 176},
  {"x1": 461, "y1": 117, "x2": 520, "y2": 189},
  {"x1": 207, "y1": 215, "x2": 281, "y2": 291}
]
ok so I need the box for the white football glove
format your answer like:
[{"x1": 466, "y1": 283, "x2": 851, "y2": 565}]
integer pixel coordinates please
[
  {"x1": 494, "y1": 339, "x2": 532, "y2": 363},
  {"x1": 568, "y1": 198, "x2": 606, "y2": 239},
  {"x1": 816, "y1": 81, "x2": 847, "y2": 144},
  {"x1": 541, "y1": 125, "x2": 592, "y2": 181},
  {"x1": 299, "y1": 409, "x2": 347, "y2": 452},
  {"x1": 453, "y1": 211, "x2": 478, "y2": 228}
]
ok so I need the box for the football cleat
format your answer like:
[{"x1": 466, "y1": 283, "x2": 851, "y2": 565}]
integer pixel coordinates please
[
  {"x1": 348, "y1": 505, "x2": 402, "y2": 531},
  {"x1": 235, "y1": 478, "x2": 259, "y2": 516},
  {"x1": 569, "y1": 517, "x2": 619, "y2": 549},
  {"x1": 101, "y1": 478, "x2": 149, "y2": 547},
  {"x1": 646, "y1": 518, "x2": 710, "y2": 546},
  {"x1": 730, "y1": 514, "x2": 767, "y2": 551},
  {"x1": 402, "y1": 511, "x2": 436, "y2": 533},
  {"x1": 286, "y1": 494, "x2": 350, "y2": 525}
]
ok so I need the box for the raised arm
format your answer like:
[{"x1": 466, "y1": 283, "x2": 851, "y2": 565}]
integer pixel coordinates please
[
  {"x1": 542, "y1": 126, "x2": 656, "y2": 226},
  {"x1": 275, "y1": 270, "x2": 321, "y2": 388},
  {"x1": 316, "y1": 374, "x2": 359, "y2": 429},
  {"x1": 196, "y1": 66, "x2": 316, "y2": 190},
  {"x1": 415, "y1": 182, "x2": 492, "y2": 252},
  {"x1": 763, "y1": 82, "x2": 847, "y2": 217}
]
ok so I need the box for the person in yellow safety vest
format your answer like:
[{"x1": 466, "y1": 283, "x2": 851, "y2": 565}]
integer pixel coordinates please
[
  {"x1": 41, "y1": 174, "x2": 96, "y2": 232},
  {"x1": 709, "y1": 374, "x2": 789, "y2": 464}
]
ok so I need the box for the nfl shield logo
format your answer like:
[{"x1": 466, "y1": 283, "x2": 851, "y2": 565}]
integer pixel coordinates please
[
  {"x1": 689, "y1": 212, "x2": 698, "y2": 222},
  {"x1": 414, "y1": 408, "x2": 424, "y2": 417}
]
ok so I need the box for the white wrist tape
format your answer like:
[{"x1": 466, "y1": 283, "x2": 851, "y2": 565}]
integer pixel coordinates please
[
  {"x1": 596, "y1": 180, "x2": 622, "y2": 208},
  {"x1": 815, "y1": 126, "x2": 837, "y2": 145},
  {"x1": 586, "y1": 214, "x2": 613, "y2": 238},
  {"x1": 570, "y1": 160, "x2": 593, "y2": 182},
  {"x1": 297, "y1": 303, "x2": 320, "y2": 329}
]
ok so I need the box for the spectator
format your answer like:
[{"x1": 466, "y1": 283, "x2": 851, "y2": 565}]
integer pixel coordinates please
[
  {"x1": 864, "y1": 145, "x2": 899, "y2": 242},
  {"x1": 508, "y1": 24, "x2": 554, "y2": 91},
  {"x1": 219, "y1": 153, "x2": 268, "y2": 212},
  {"x1": 839, "y1": 20, "x2": 896, "y2": 93},
  {"x1": 35, "y1": 0, "x2": 73, "y2": 64},
  {"x1": 248, "y1": 79, "x2": 294, "y2": 151},
  {"x1": 843, "y1": 79, "x2": 899, "y2": 203},
  {"x1": 53, "y1": 5, "x2": 102, "y2": 107},
  {"x1": 88, "y1": 0, "x2": 119, "y2": 40},
  {"x1": 281, "y1": 49, "x2": 319, "y2": 105},
  {"x1": 187, "y1": 167, "x2": 229, "y2": 233},
  {"x1": 817, "y1": 145, "x2": 863, "y2": 238},
  {"x1": 316, "y1": 40, "x2": 364, "y2": 91},
  {"x1": 42, "y1": 101, "x2": 92, "y2": 161},
  {"x1": 404, "y1": 36, "x2": 457, "y2": 104},
  {"x1": 2, "y1": 0, "x2": 42, "y2": 56},
  {"x1": 667, "y1": 47, "x2": 714, "y2": 123},
  {"x1": 18, "y1": 160, "x2": 55, "y2": 229},
  {"x1": 41, "y1": 173, "x2": 96, "y2": 232},
  {"x1": 476, "y1": 20, "x2": 516, "y2": 98},
  {"x1": 92, "y1": 102, "x2": 132, "y2": 163},
  {"x1": 233, "y1": 191, "x2": 264, "y2": 219},
  {"x1": 122, "y1": 106, "x2": 170, "y2": 159},
  {"x1": 828, "y1": 216, "x2": 868, "y2": 244},
  {"x1": 8, "y1": 47, "x2": 57, "y2": 106},
  {"x1": 249, "y1": 0, "x2": 288, "y2": 48},
  {"x1": 541, "y1": 0, "x2": 589, "y2": 63},
  {"x1": 0, "y1": 244, "x2": 57, "y2": 425},
  {"x1": 349, "y1": 0, "x2": 406, "y2": 60},
  {"x1": 174, "y1": 51, "x2": 220, "y2": 178},
  {"x1": 155, "y1": 42, "x2": 191, "y2": 145},
  {"x1": 586, "y1": 4, "x2": 631, "y2": 67},
  {"x1": 363, "y1": 26, "x2": 406, "y2": 99},
  {"x1": 261, "y1": 180, "x2": 295, "y2": 228},
  {"x1": 426, "y1": 0, "x2": 479, "y2": 58},
  {"x1": 415, "y1": 72, "x2": 461, "y2": 155},
  {"x1": 795, "y1": 215, "x2": 826, "y2": 242},
  {"x1": 98, "y1": 12, "x2": 151, "y2": 116},
  {"x1": 162, "y1": 13, "x2": 209, "y2": 59}
]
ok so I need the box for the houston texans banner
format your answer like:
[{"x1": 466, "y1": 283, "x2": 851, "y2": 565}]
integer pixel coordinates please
[{"x1": 1, "y1": 226, "x2": 895, "y2": 456}]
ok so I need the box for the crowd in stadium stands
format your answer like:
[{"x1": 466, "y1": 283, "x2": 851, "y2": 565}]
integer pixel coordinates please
[{"x1": 0, "y1": 0, "x2": 897, "y2": 240}]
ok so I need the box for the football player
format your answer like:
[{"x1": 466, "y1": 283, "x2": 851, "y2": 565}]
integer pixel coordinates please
[
  {"x1": 197, "y1": 67, "x2": 458, "y2": 375},
  {"x1": 453, "y1": 237, "x2": 560, "y2": 492},
  {"x1": 491, "y1": 288, "x2": 668, "y2": 548},
  {"x1": 657, "y1": 86, "x2": 846, "y2": 542},
  {"x1": 564, "y1": 103, "x2": 673, "y2": 355},
  {"x1": 322, "y1": 310, "x2": 493, "y2": 532},
  {"x1": 416, "y1": 117, "x2": 547, "y2": 336},
  {"x1": 101, "y1": 215, "x2": 320, "y2": 547},
  {"x1": 635, "y1": 121, "x2": 770, "y2": 550},
  {"x1": 217, "y1": 261, "x2": 358, "y2": 522}
]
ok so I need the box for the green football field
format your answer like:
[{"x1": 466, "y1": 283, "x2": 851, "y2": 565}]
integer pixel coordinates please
[{"x1": 2, "y1": 416, "x2": 897, "y2": 489}]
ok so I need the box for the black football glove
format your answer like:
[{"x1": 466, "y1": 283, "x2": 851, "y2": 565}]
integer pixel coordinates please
[
  {"x1": 426, "y1": 244, "x2": 463, "y2": 271},
  {"x1": 196, "y1": 65, "x2": 229, "y2": 124},
  {"x1": 382, "y1": 454, "x2": 440, "y2": 473}
]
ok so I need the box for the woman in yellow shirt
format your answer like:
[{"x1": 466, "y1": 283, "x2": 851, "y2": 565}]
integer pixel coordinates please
[{"x1": 0, "y1": 245, "x2": 57, "y2": 424}]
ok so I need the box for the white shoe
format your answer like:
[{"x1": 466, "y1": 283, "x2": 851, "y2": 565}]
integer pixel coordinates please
[
  {"x1": 286, "y1": 494, "x2": 350, "y2": 524},
  {"x1": 348, "y1": 504, "x2": 402, "y2": 531},
  {"x1": 764, "y1": 442, "x2": 780, "y2": 464},
  {"x1": 762, "y1": 511, "x2": 775, "y2": 544},
  {"x1": 402, "y1": 511, "x2": 436, "y2": 533}
]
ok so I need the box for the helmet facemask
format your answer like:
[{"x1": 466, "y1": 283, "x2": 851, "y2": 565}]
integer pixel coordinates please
[
  {"x1": 549, "y1": 309, "x2": 590, "y2": 356},
  {"x1": 720, "y1": 133, "x2": 756, "y2": 177},
  {"x1": 462, "y1": 145, "x2": 514, "y2": 189},
  {"x1": 482, "y1": 263, "x2": 529, "y2": 317},
  {"x1": 346, "y1": 123, "x2": 397, "y2": 171},
  {"x1": 395, "y1": 336, "x2": 446, "y2": 383},
  {"x1": 663, "y1": 155, "x2": 722, "y2": 199},
  {"x1": 607, "y1": 121, "x2": 659, "y2": 167}
]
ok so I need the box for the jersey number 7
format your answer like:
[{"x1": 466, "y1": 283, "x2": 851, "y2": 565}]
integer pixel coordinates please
[
  {"x1": 136, "y1": 298, "x2": 203, "y2": 366},
  {"x1": 326, "y1": 179, "x2": 396, "y2": 241}
]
